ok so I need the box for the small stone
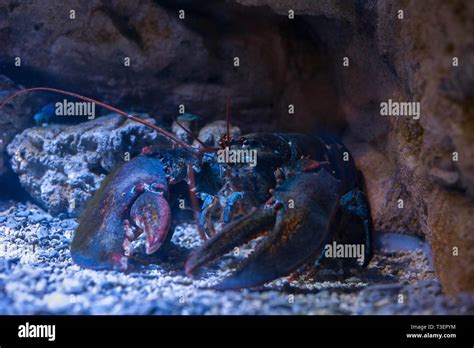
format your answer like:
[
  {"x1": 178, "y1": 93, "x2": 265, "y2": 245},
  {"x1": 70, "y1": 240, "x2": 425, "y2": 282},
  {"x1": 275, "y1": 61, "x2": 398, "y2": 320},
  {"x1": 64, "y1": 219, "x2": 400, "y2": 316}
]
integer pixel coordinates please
[
  {"x1": 60, "y1": 220, "x2": 75, "y2": 229},
  {"x1": 62, "y1": 278, "x2": 84, "y2": 294},
  {"x1": 37, "y1": 226, "x2": 49, "y2": 239},
  {"x1": 30, "y1": 214, "x2": 47, "y2": 223},
  {"x1": 16, "y1": 210, "x2": 30, "y2": 217},
  {"x1": 35, "y1": 279, "x2": 47, "y2": 293},
  {"x1": 45, "y1": 250, "x2": 59, "y2": 259},
  {"x1": 6, "y1": 220, "x2": 20, "y2": 229},
  {"x1": 44, "y1": 292, "x2": 71, "y2": 313}
]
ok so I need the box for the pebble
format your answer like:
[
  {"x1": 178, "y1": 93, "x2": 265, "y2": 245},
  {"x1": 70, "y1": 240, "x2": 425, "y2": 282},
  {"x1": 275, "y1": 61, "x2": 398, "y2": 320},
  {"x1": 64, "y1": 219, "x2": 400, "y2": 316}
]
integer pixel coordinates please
[
  {"x1": 37, "y1": 226, "x2": 49, "y2": 239},
  {"x1": 35, "y1": 279, "x2": 47, "y2": 293},
  {"x1": 43, "y1": 292, "x2": 71, "y2": 313},
  {"x1": 6, "y1": 221, "x2": 20, "y2": 229},
  {"x1": 42, "y1": 250, "x2": 59, "y2": 259},
  {"x1": 30, "y1": 214, "x2": 47, "y2": 223},
  {"x1": 16, "y1": 210, "x2": 30, "y2": 217},
  {"x1": 62, "y1": 278, "x2": 84, "y2": 294}
]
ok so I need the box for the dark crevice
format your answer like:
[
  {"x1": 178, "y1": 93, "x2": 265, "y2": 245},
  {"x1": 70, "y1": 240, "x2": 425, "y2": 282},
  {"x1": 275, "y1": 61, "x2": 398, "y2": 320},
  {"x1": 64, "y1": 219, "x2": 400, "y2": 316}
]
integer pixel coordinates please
[
  {"x1": 88, "y1": 164, "x2": 108, "y2": 177},
  {"x1": 0, "y1": 166, "x2": 31, "y2": 202}
]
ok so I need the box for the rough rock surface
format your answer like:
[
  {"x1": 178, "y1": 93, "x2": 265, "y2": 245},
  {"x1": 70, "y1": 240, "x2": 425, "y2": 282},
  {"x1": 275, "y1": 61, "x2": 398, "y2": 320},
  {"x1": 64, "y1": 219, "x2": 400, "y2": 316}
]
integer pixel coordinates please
[
  {"x1": 237, "y1": 0, "x2": 474, "y2": 295},
  {"x1": 195, "y1": 120, "x2": 241, "y2": 147},
  {"x1": 372, "y1": 1, "x2": 474, "y2": 296},
  {"x1": 0, "y1": 77, "x2": 41, "y2": 180},
  {"x1": 236, "y1": 0, "x2": 357, "y2": 21},
  {"x1": 336, "y1": 1, "x2": 474, "y2": 295},
  {"x1": 6, "y1": 114, "x2": 159, "y2": 217},
  {"x1": 0, "y1": 0, "x2": 341, "y2": 131},
  {"x1": 1, "y1": 202, "x2": 473, "y2": 315}
]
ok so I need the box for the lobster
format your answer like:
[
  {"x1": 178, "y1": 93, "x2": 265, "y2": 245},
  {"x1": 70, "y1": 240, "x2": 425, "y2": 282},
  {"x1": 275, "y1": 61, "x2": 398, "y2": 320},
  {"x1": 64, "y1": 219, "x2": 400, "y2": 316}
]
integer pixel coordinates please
[{"x1": 1, "y1": 88, "x2": 374, "y2": 290}]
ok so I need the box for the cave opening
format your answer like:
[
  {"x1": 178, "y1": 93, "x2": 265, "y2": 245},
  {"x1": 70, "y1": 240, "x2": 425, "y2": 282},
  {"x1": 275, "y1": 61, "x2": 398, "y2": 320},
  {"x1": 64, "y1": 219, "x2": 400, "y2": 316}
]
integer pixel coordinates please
[{"x1": 0, "y1": 0, "x2": 473, "y2": 314}]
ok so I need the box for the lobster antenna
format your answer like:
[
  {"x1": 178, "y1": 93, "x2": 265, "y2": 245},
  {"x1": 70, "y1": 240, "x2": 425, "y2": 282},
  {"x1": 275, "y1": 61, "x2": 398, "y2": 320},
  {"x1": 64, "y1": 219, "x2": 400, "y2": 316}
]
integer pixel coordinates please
[
  {"x1": 0, "y1": 87, "x2": 199, "y2": 155},
  {"x1": 226, "y1": 97, "x2": 231, "y2": 147}
]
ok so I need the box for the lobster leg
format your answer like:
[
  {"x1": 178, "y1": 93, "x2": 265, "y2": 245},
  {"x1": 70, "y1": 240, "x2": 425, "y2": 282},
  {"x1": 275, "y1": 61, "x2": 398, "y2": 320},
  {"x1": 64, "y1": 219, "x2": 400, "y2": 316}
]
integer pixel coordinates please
[
  {"x1": 340, "y1": 190, "x2": 374, "y2": 266},
  {"x1": 199, "y1": 193, "x2": 221, "y2": 237},
  {"x1": 222, "y1": 192, "x2": 247, "y2": 223},
  {"x1": 185, "y1": 207, "x2": 276, "y2": 276},
  {"x1": 186, "y1": 169, "x2": 342, "y2": 290},
  {"x1": 199, "y1": 190, "x2": 253, "y2": 237}
]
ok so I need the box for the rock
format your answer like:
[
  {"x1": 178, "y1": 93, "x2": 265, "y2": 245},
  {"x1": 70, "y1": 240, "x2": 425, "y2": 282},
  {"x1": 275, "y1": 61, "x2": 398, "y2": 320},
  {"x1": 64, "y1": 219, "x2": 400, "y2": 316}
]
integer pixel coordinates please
[
  {"x1": 43, "y1": 292, "x2": 71, "y2": 313},
  {"x1": 5, "y1": 220, "x2": 20, "y2": 230},
  {"x1": 30, "y1": 213, "x2": 47, "y2": 223},
  {"x1": 236, "y1": 0, "x2": 357, "y2": 21},
  {"x1": 15, "y1": 210, "x2": 30, "y2": 217},
  {"x1": 43, "y1": 250, "x2": 59, "y2": 259},
  {"x1": 1, "y1": 1, "x2": 208, "y2": 114},
  {"x1": 7, "y1": 113, "x2": 159, "y2": 216},
  {"x1": 171, "y1": 113, "x2": 202, "y2": 144},
  {"x1": 34, "y1": 279, "x2": 47, "y2": 293},
  {"x1": 62, "y1": 278, "x2": 84, "y2": 294},
  {"x1": 36, "y1": 226, "x2": 49, "y2": 240},
  {"x1": 343, "y1": 0, "x2": 474, "y2": 295},
  {"x1": 429, "y1": 168, "x2": 461, "y2": 188},
  {"x1": 0, "y1": 0, "x2": 343, "y2": 136},
  {"x1": 0, "y1": 78, "x2": 33, "y2": 178},
  {"x1": 196, "y1": 120, "x2": 241, "y2": 147}
]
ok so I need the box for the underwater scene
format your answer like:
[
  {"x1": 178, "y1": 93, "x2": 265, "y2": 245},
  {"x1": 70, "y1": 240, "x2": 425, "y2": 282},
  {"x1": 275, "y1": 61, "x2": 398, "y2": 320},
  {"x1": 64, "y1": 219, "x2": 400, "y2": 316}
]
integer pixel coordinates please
[{"x1": 0, "y1": 0, "x2": 473, "y2": 316}]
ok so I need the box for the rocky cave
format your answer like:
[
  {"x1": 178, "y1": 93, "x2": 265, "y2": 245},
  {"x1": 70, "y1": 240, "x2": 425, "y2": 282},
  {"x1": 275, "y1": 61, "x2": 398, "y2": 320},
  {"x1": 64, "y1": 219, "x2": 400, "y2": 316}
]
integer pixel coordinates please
[{"x1": 0, "y1": 0, "x2": 473, "y2": 314}]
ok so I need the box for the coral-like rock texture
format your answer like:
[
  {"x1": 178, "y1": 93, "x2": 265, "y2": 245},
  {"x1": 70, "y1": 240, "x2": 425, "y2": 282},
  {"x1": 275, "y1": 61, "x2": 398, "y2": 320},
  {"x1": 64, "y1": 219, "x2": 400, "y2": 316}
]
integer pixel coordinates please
[{"x1": 7, "y1": 114, "x2": 159, "y2": 217}]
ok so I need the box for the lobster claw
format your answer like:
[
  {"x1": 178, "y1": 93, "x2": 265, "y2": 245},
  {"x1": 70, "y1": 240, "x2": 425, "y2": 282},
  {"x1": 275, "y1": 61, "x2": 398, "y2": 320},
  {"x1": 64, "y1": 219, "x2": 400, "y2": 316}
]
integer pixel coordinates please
[
  {"x1": 71, "y1": 155, "x2": 172, "y2": 270},
  {"x1": 130, "y1": 191, "x2": 171, "y2": 255},
  {"x1": 185, "y1": 168, "x2": 342, "y2": 290}
]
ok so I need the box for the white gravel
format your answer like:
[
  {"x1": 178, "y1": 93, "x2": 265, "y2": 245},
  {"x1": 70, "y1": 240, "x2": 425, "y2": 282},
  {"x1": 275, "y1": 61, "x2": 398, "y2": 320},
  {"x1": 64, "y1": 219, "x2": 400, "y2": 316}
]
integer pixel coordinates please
[{"x1": 0, "y1": 202, "x2": 473, "y2": 315}]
